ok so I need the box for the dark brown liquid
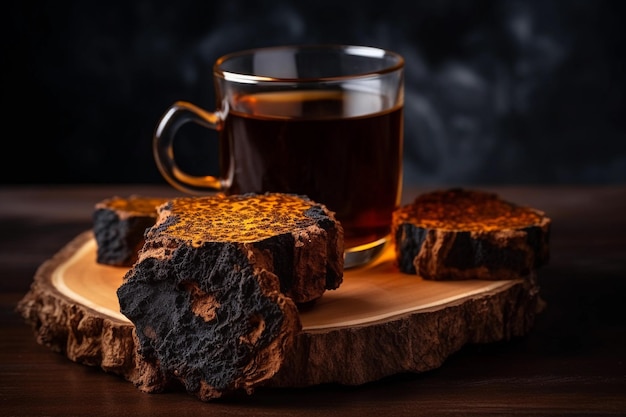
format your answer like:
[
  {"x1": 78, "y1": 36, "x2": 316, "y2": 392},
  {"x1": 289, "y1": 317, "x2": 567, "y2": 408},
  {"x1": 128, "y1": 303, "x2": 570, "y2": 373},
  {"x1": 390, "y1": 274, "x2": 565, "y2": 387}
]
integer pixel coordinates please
[{"x1": 221, "y1": 90, "x2": 403, "y2": 249}]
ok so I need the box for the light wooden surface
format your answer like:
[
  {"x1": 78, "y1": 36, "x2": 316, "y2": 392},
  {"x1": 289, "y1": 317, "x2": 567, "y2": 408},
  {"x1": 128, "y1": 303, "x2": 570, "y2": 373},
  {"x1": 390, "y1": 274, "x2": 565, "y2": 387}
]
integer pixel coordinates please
[
  {"x1": 53, "y1": 235, "x2": 522, "y2": 329},
  {"x1": 23, "y1": 228, "x2": 539, "y2": 390}
]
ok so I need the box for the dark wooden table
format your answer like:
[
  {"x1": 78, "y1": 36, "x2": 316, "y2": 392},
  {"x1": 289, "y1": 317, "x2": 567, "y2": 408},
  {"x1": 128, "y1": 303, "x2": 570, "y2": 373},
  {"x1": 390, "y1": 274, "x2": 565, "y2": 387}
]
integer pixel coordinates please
[{"x1": 1, "y1": 185, "x2": 625, "y2": 416}]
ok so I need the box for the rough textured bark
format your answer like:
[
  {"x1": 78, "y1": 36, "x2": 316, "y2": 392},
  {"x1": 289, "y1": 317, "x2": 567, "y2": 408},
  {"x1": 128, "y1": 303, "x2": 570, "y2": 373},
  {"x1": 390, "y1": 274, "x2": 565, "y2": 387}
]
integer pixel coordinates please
[
  {"x1": 92, "y1": 196, "x2": 169, "y2": 266},
  {"x1": 118, "y1": 242, "x2": 303, "y2": 401},
  {"x1": 393, "y1": 188, "x2": 551, "y2": 280},
  {"x1": 116, "y1": 193, "x2": 342, "y2": 400},
  {"x1": 16, "y1": 232, "x2": 161, "y2": 392},
  {"x1": 17, "y1": 231, "x2": 543, "y2": 401},
  {"x1": 270, "y1": 274, "x2": 541, "y2": 387},
  {"x1": 135, "y1": 193, "x2": 344, "y2": 304}
]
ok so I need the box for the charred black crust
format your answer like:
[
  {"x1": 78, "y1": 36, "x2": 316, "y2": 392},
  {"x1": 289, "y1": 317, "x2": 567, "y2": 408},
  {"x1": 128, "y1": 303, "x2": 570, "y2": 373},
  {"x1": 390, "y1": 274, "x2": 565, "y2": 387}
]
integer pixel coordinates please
[
  {"x1": 92, "y1": 208, "x2": 154, "y2": 266},
  {"x1": 117, "y1": 242, "x2": 287, "y2": 395},
  {"x1": 392, "y1": 189, "x2": 551, "y2": 280},
  {"x1": 394, "y1": 224, "x2": 426, "y2": 274}
]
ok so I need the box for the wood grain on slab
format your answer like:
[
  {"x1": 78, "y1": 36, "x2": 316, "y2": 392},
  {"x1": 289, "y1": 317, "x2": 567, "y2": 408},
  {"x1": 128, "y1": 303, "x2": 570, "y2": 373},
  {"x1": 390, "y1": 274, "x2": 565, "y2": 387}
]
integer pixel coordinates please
[{"x1": 17, "y1": 231, "x2": 541, "y2": 392}]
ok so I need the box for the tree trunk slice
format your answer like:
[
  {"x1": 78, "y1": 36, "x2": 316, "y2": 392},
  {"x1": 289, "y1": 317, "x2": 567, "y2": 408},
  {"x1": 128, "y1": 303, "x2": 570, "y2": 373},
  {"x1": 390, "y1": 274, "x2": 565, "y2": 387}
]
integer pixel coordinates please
[{"x1": 17, "y1": 231, "x2": 543, "y2": 390}]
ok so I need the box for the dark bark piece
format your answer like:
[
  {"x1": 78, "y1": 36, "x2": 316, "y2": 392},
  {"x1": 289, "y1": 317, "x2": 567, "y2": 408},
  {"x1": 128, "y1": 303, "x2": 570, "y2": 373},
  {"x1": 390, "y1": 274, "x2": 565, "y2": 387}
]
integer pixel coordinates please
[
  {"x1": 117, "y1": 193, "x2": 344, "y2": 401},
  {"x1": 392, "y1": 188, "x2": 551, "y2": 280},
  {"x1": 93, "y1": 196, "x2": 169, "y2": 266},
  {"x1": 140, "y1": 193, "x2": 344, "y2": 303}
]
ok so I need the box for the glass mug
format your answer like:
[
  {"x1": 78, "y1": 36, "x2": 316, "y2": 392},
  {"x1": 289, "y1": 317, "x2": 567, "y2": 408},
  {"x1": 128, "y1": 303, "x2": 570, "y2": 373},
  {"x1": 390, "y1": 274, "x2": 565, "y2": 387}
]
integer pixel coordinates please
[{"x1": 153, "y1": 45, "x2": 404, "y2": 268}]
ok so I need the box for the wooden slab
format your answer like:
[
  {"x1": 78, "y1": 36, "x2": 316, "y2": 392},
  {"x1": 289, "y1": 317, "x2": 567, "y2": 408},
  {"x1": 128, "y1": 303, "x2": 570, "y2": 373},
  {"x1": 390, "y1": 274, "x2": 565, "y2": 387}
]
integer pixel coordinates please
[{"x1": 17, "y1": 231, "x2": 543, "y2": 389}]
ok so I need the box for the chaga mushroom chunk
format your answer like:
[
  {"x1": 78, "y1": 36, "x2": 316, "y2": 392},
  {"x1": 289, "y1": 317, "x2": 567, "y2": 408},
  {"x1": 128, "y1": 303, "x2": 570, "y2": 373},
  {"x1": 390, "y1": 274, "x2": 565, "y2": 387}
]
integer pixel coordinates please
[
  {"x1": 392, "y1": 188, "x2": 551, "y2": 280},
  {"x1": 92, "y1": 195, "x2": 169, "y2": 266},
  {"x1": 117, "y1": 241, "x2": 301, "y2": 401},
  {"x1": 117, "y1": 193, "x2": 344, "y2": 401}
]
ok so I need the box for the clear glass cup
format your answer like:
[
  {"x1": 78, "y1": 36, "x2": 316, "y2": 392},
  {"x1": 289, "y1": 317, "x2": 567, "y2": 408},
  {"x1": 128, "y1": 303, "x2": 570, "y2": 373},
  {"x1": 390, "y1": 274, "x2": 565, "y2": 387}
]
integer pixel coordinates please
[{"x1": 153, "y1": 44, "x2": 404, "y2": 268}]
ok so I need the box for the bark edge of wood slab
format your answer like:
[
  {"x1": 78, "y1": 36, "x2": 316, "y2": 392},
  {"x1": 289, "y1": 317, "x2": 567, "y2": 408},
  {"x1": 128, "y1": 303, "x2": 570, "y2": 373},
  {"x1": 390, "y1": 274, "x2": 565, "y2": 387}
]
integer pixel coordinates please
[{"x1": 16, "y1": 231, "x2": 544, "y2": 400}]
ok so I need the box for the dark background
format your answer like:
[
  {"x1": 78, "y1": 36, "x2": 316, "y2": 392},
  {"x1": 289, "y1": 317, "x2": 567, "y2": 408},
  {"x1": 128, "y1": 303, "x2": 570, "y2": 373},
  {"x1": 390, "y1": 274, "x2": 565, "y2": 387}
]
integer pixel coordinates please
[{"x1": 4, "y1": 0, "x2": 625, "y2": 187}]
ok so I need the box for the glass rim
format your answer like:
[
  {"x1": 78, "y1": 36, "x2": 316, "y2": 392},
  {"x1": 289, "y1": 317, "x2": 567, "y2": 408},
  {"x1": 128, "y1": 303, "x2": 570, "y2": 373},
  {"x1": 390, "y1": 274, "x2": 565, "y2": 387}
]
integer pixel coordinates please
[{"x1": 213, "y1": 44, "x2": 405, "y2": 84}]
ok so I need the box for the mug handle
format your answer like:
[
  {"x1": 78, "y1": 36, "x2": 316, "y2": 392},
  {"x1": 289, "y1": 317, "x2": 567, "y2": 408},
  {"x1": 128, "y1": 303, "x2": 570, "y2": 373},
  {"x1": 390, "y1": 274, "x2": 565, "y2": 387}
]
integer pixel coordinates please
[{"x1": 153, "y1": 101, "x2": 226, "y2": 194}]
